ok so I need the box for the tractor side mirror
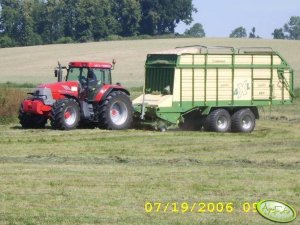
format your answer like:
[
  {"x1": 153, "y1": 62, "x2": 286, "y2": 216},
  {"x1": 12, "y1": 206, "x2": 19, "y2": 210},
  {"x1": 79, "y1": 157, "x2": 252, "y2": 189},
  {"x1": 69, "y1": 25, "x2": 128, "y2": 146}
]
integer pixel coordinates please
[{"x1": 54, "y1": 69, "x2": 58, "y2": 77}]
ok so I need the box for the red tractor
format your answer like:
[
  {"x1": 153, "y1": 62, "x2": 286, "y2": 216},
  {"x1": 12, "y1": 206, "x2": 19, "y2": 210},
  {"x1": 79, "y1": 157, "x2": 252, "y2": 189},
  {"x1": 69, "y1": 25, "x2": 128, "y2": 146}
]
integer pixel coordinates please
[{"x1": 19, "y1": 61, "x2": 133, "y2": 130}]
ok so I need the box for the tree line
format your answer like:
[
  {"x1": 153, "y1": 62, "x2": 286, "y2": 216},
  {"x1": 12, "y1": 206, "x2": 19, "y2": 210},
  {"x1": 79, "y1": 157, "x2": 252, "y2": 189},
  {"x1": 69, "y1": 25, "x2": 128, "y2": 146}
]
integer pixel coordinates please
[
  {"x1": 184, "y1": 16, "x2": 300, "y2": 40},
  {"x1": 183, "y1": 16, "x2": 300, "y2": 40},
  {"x1": 0, "y1": 0, "x2": 299, "y2": 49},
  {"x1": 229, "y1": 16, "x2": 300, "y2": 39},
  {"x1": 0, "y1": 0, "x2": 196, "y2": 47}
]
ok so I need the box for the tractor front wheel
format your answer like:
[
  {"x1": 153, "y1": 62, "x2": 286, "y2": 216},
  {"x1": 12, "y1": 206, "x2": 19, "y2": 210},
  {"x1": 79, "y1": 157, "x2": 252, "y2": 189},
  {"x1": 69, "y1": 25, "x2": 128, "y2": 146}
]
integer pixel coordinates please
[
  {"x1": 19, "y1": 104, "x2": 47, "y2": 129},
  {"x1": 50, "y1": 98, "x2": 80, "y2": 130},
  {"x1": 98, "y1": 91, "x2": 133, "y2": 130}
]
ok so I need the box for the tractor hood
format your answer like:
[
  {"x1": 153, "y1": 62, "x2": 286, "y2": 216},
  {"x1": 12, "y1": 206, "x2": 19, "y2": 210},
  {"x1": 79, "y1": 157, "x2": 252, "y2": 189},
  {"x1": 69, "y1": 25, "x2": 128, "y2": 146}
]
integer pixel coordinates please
[{"x1": 37, "y1": 81, "x2": 79, "y2": 99}]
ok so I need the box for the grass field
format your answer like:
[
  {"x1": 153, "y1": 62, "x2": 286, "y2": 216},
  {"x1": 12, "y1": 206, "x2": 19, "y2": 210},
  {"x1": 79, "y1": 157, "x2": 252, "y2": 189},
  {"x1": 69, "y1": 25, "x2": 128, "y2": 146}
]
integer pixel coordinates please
[
  {"x1": 0, "y1": 38, "x2": 300, "y2": 225},
  {"x1": 0, "y1": 99, "x2": 299, "y2": 225},
  {"x1": 0, "y1": 38, "x2": 300, "y2": 87}
]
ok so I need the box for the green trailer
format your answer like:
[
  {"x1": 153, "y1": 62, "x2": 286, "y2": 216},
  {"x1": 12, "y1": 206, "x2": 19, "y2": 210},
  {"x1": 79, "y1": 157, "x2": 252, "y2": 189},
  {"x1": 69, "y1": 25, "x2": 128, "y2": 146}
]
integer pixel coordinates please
[{"x1": 133, "y1": 45, "x2": 295, "y2": 132}]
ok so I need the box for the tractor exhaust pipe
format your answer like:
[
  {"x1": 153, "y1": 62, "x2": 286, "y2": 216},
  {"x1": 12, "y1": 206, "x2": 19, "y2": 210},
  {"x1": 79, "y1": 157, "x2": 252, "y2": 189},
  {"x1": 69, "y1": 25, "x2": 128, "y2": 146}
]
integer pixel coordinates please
[
  {"x1": 54, "y1": 61, "x2": 66, "y2": 82},
  {"x1": 57, "y1": 62, "x2": 63, "y2": 82}
]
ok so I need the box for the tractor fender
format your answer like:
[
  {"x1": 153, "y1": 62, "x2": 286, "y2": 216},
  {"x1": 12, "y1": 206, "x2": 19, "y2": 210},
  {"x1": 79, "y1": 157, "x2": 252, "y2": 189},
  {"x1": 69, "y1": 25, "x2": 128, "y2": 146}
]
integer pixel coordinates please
[
  {"x1": 95, "y1": 85, "x2": 130, "y2": 102},
  {"x1": 61, "y1": 94, "x2": 81, "y2": 105}
]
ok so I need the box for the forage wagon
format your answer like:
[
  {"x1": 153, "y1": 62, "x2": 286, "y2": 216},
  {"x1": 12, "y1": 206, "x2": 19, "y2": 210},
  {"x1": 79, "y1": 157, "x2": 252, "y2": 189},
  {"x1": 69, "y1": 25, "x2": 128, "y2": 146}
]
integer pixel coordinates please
[{"x1": 133, "y1": 45, "x2": 294, "y2": 132}]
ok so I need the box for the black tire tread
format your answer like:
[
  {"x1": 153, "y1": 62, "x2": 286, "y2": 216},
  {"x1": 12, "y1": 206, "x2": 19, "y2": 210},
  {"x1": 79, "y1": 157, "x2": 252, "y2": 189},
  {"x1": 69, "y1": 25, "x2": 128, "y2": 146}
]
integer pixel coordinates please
[
  {"x1": 231, "y1": 108, "x2": 255, "y2": 133},
  {"x1": 204, "y1": 109, "x2": 231, "y2": 132},
  {"x1": 50, "y1": 98, "x2": 80, "y2": 130},
  {"x1": 19, "y1": 103, "x2": 47, "y2": 129}
]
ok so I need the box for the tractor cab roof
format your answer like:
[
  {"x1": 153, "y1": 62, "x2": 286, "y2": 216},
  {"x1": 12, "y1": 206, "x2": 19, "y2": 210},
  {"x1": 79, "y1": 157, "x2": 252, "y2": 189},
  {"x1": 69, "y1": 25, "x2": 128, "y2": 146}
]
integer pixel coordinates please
[{"x1": 69, "y1": 62, "x2": 112, "y2": 69}]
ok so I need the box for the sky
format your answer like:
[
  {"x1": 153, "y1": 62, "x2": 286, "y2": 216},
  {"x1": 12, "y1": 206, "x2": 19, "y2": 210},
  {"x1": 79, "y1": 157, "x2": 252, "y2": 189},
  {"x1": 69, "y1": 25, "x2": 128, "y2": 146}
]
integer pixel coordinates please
[{"x1": 176, "y1": 0, "x2": 300, "y2": 38}]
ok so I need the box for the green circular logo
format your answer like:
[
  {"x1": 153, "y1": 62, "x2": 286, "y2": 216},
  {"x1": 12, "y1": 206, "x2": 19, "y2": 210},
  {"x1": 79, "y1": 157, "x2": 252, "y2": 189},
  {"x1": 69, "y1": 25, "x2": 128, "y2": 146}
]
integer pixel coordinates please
[{"x1": 257, "y1": 200, "x2": 297, "y2": 223}]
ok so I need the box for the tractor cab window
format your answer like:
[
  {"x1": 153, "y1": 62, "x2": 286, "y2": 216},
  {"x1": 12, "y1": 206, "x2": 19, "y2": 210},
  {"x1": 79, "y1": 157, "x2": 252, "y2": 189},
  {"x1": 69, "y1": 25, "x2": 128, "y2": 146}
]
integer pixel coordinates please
[
  {"x1": 93, "y1": 69, "x2": 111, "y2": 85},
  {"x1": 67, "y1": 67, "x2": 87, "y2": 82},
  {"x1": 67, "y1": 67, "x2": 111, "y2": 85}
]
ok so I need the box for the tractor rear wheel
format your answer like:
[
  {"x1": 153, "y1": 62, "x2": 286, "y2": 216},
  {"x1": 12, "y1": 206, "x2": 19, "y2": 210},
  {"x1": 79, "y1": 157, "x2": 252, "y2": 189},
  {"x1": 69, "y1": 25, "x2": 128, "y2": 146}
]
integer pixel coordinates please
[
  {"x1": 98, "y1": 91, "x2": 133, "y2": 130},
  {"x1": 231, "y1": 108, "x2": 255, "y2": 133},
  {"x1": 19, "y1": 104, "x2": 47, "y2": 129},
  {"x1": 204, "y1": 109, "x2": 231, "y2": 132},
  {"x1": 50, "y1": 98, "x2": 80, "y2": 130}
]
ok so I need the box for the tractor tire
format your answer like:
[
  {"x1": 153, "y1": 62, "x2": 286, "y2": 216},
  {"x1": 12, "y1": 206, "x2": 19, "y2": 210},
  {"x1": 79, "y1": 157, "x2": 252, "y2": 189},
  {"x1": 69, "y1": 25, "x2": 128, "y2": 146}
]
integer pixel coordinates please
[
  {"x1": 204, "y1": 109, "x2": 231, "y2": 132},
  {"x1": 231, "y1": 108, "x2": 255, "y2": 133},
  {"x1": 98, "y1": 91, "x2": 133, "y2": 130},
  {"x1": 50, "y1": 98, "x2": 80, "y2": 130},
  {"x1": 19, "y1": 104, "x2": 47, "y2": 129}
]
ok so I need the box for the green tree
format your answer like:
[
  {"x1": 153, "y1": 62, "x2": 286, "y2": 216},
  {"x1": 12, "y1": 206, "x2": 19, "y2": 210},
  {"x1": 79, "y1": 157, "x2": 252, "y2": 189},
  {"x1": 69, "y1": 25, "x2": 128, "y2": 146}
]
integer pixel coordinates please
[
  {"x1": 284, "y1": 16, "x2": 300, "y2": 40},
  {"x1": 249, "y1": 27, "x2": 255, "y2": 38},
  {"x1": 249, "y1": 27, "x2": 260, "y2": 39},
  {"x1": 61, "y1": 0, "x2": 79, "y2": 41},
  {"x1": 1, "y1": 0, "x2": 197, "y2": 47},
  {"x1": 139, "y1": 0, "x2": 196, "y2": 35},
  {"x1": 0, "y1": 0, "x2": 22, "y2": 45},
  {"x1": 75, "y1": 0, "x2": 95, "y2": 42},
  {"x1": 229, "y1": 26, "x2": 247, "y2": 38},
  {"x1": 30, "y1": 0, "x2": 44, "y2": 42},
  {"x1": 0, "y1": 0, "x2": 41, "y2": 46},
  {"x1": 75, "y1": 0, "x2": 120, "y2": 42},
  {"x1": 114, "y1": 0, "x2": 141, "y2": 36},
  {"x1": 272, "y1": 28, "x2": 285, "y2": 39},
  {"x1": 41, "y1": 0, "x2": 65, "y2": 44},
  {"x1": 184, "y1": 23, "x2": 205, "y2": 37},
  {"x1": 17, "y1": 1, "x2": 41, "y2": 46},
  {"x1": 0, "y1": 35, "x2": 16, "y2": 48},
  {"x1": 92, "y1": 0, "x2": 121, "y2": 41},
  {"x1": 139, "y1": 0, "x2": 158, "y2": 35}
]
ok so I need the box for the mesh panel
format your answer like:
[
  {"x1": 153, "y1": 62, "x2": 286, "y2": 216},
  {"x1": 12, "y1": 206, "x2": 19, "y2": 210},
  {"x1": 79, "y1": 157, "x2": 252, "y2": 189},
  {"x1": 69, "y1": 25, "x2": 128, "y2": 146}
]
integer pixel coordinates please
[{"x1": 145, "y1": 68, "x2": 174, "y2": 94}]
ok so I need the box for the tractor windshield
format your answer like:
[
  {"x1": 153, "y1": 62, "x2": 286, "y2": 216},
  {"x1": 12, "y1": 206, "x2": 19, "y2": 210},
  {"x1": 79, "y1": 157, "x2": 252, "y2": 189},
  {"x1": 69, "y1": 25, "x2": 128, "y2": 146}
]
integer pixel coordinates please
[{"x1": 66, "y1": 67, "x2": 112, "y2": 84}]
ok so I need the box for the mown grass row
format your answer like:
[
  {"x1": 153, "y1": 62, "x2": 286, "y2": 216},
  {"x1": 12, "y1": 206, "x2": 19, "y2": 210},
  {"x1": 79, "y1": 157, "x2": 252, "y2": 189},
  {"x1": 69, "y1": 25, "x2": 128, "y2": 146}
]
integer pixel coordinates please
[{"x1": 0, "y1": 119, "x2": 299, "y2": 225}]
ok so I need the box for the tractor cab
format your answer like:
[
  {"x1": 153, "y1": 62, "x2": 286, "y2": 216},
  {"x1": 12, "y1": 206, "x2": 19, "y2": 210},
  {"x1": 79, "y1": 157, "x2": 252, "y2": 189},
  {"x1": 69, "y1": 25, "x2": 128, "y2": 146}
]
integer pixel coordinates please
[
  {"x1": 55, "y1": 61, "x2": 115, "y2": 101},
  {"x1": 66, "y1": 62, "x2": 112, "y2": 83},
  {"x1": 66, "y1": 62, "x2": 113, "y2": 101}
]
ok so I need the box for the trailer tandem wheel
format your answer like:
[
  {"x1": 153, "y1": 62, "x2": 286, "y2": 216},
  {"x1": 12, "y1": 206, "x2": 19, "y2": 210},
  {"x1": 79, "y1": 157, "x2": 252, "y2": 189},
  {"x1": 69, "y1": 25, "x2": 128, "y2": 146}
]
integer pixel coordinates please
[
  {"x1": 204, "y1": 109, "x2": 231, "y2": 132},
  {"x1": 231, "y1": 108, "x2": 256, "y2": 133}
]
